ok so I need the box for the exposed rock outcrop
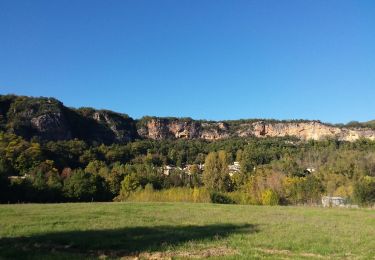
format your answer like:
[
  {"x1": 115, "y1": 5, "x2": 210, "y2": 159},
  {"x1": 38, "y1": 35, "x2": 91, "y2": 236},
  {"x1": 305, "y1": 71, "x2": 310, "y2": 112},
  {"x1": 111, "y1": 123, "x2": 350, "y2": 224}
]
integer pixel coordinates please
[
  {"x1": 137, "y1": 118, "x2": 201, "y2": 140},
  {"x1": 90, "y1": 110, "x2": 137, "y2": 142},
  {"x1": 241, "y1": 121, "x2": 341, "y2": 140},
  {"x1": 138, "y1": 118, "x2": 375, "y2": 141},
  {"x1": 243, "y1": 121, "x2": 375, "y2": 141},
  {"x1": 2, "y1": 94, "x2": 375, "y2": 143},
  {"x1": 1, "y1": 95, "x2": 138, "y2": 143},
  {"x1": 200, "y1": 122, "x2": 230, "y2": 140},
  {"x1": 137, "y1": 118, "x2": 232, "y2": 140},
  {"x1": 30, "y1": 112, "x2": 72, "y2": 140}
]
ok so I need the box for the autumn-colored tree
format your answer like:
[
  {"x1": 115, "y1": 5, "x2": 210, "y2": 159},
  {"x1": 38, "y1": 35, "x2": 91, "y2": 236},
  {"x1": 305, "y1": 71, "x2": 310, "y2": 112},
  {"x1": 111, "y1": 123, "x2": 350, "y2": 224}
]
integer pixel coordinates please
[{"x1": 203, "y1": 151, "x2": 231, "y2": 192}]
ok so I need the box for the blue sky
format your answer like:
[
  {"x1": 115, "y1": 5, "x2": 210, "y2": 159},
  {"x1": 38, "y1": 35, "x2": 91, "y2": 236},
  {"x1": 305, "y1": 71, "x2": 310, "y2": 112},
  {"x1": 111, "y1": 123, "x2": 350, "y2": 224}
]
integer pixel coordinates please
[{"x1": 1, "y1": 1, "x2": 374, "y2": 123}]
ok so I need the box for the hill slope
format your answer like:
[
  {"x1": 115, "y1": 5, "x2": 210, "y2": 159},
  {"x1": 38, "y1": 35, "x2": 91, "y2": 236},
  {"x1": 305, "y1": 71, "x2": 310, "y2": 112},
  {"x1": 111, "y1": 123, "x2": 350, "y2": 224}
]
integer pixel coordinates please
[
  {"x1": 1, "y1": 94, "x2": 375, "y2": 143},
  {"x1": 0, "y1": 95, "x2": 138, "y2": 144}
]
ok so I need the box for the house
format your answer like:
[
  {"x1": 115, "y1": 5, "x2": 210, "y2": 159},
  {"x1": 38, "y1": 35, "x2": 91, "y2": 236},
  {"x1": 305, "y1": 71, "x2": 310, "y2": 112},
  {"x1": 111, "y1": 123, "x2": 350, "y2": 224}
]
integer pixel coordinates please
[
  {"x1": 228, "y1": 161, "x2": 241, "y2": 176},
  {"x1": 183, "y1": 165, "x2": 194, "y2": 175},
  {"x1": 163, "y1": 165, "x2": 174, "y2": 176},
  {"x1": 8, "y1": 174, "x2": 28, "y2": 180},
  {"x1": 163, "y1": 165, "x2": 184, "y2": 176},
  {"x1": 321, "y1": 196, "x2": 346, "y2": 207},
  {"x1": 305, "y1": 168, "x2": 316, "y2": 174},
  {"x1": 164, "y1": 162, "x2": 241, "y2": 177}
]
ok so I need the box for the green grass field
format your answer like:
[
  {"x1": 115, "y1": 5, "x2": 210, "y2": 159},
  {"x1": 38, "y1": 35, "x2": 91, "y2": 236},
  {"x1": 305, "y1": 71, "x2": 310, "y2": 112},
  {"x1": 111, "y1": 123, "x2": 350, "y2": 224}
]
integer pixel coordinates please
[{"x1": 0, "y1": 203, "x2": 374, "y2": 259}]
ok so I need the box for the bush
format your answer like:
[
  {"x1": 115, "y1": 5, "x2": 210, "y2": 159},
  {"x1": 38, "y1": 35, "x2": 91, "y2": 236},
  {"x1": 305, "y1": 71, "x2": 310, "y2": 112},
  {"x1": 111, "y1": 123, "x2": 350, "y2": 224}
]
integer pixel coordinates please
[
  {"x1": 261, "y1": 189, "x2": 279, "y2": 205},
  {"x1": 210, "y1": 192, "x2": 235, "y2": 204},
  {"x1": 353, "y1": 176, "x2": 375, "y2": 206},
  {"x1": 226, "y1": 191, "x2": 256, "y2": 205}
]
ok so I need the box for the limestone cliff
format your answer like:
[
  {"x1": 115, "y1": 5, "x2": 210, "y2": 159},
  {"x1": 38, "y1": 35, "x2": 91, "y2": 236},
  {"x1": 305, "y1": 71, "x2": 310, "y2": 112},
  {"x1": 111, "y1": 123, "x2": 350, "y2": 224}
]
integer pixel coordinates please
[
  {"x1": 137, "y1": 118, "x2": 201, "y2": 139},
  {"x1": 137, "y1": 118, "x2": 230, "y2": 140},
  {"x1": 2, "y1": 94, "x2": 375, "y2": 143},
  {"x1": 138, "y1": 118, "x2": 375, "y2": 141},
  {"x1": 244, "y1": 121, "x2": 375, "y2": 141}
]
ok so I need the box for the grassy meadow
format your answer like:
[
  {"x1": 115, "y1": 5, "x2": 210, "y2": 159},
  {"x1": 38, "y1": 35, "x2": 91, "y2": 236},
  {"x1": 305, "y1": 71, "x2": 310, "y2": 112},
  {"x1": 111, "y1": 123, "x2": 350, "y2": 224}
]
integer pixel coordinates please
[{"x1": 0, "y1": 202, "x2": 374, "y2": 259}]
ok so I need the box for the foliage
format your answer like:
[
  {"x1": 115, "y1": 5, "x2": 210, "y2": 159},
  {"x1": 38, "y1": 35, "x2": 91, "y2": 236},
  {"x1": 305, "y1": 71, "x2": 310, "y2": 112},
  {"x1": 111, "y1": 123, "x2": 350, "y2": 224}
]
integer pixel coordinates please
[
  {"x1": 283, "y1": 176, "x2": 323, "y2": 205},
  {"x1": 210, "y1": 191, "x2": 235, "y2": 204},
  {"x1": 119, "y1": 173, "x2": 140, "y2": 199},
  {"x1": 63, "y1": 169, "x2": 110, "y2": 201},
  {"x1": 5, "y1": 96, "x2": 62, "y2": 139},
  {"x1": 203, "y1": 151, "x2": 232, "y2": 192},
  {"x1": 353, "y1": 176, "x2": 375, "y2": 206},
  {"x1": 261, "y1": 189, "x2": 279, "y2": 205},
  {"x1": 1, "y1": 126, "x2": 375, "y2": 205}
]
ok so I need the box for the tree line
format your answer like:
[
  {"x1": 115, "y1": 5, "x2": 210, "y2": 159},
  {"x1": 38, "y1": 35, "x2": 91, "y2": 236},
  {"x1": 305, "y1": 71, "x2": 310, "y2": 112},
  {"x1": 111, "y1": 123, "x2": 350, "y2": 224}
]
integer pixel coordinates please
[{"x1": 0, "y1": 131, "x2": 374, "y2": 206}]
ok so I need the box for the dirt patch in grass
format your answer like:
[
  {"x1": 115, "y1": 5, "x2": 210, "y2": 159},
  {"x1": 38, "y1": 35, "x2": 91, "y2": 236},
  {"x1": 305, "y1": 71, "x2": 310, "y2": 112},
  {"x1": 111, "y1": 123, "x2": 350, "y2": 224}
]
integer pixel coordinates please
[
  {"x1": 256, "y1": 247, "x2": 326, "y2": 259},
  {"x1": 120, "y1": 246, "x2": 238, "y2": 259},
  {"x1": 7, "y1": 241, "x2": 238, "y2": 259}
]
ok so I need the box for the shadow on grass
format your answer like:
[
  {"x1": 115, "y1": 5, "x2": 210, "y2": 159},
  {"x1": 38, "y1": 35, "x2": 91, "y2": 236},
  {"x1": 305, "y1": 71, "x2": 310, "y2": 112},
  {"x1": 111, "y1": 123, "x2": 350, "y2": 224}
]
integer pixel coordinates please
[{"x1": 0, "y1": 223, "x2": 257, "y2": 259}]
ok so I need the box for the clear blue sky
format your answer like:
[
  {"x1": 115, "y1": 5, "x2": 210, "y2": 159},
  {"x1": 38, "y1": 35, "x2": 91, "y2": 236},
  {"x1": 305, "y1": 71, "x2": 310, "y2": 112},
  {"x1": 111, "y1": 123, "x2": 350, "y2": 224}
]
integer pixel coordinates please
[{"x1": 1, "y1": 1, "x2": 374, "y2": 123}]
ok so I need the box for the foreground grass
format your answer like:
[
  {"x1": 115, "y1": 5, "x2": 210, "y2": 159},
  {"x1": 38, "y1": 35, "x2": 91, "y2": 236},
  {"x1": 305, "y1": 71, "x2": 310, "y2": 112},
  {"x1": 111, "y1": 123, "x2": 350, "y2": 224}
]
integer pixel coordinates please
[{"x1": 0, "y1": 203, "x2": 374, "y2": 259}]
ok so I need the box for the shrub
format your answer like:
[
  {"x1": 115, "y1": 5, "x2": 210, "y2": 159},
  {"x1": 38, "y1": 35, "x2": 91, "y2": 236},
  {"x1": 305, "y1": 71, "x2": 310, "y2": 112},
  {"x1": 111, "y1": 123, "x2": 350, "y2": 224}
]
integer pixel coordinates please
[
  {"x1": 226, "y1": 190, "x2": 256, "y2": 205},
  {"x1": 261, "y1": 189, "x2": 279, "y2": 205},
  {"x1": 353, "y1": 176, "x2": 375, "y2": 206},
  {"x1": 210, "y1": 191, "x2": 235, "y2": 204}
]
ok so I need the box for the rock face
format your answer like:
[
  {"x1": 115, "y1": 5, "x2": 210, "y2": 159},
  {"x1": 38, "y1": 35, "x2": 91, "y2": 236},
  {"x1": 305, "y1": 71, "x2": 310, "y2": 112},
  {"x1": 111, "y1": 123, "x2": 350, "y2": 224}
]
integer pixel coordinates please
[
  {"x1": 246, "y1": 121, "x2": 375, "y2": 141},
  {"x1": 65, "y1": 108, "x2": 138, "y2": 144},
  {"x1": 1, "y1": 95, "x2": 138, "y2": 143},
  {"x1": 138, "y1": 118, "x2": 375, "y2": 142},
  {"x1": 2, "y1": 94, "x2": 375, "y2": 143},
  {"x1": 89, "y1": 110, "x2": 137, "y2": 143},
  {"x1": 30, "y1": 112, "x2": 72, "y2": 140},
  {"x1": 243, "y1": 121, "x2": 341, "y2": 140},
  {"x1": 200, "y1": 122, "x2": 230, "y2": 140},
  {"x1": 137, "y1": 118, "x2": 201, "y2": 140},
  {"x1": 137, "y1": 118, "x2": 230, "y2": 140}
]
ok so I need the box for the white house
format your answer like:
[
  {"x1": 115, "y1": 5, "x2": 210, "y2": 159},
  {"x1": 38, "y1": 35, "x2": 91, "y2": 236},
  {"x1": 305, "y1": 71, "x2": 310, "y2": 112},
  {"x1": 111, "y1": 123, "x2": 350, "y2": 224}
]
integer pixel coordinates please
[
  {"x1": 163, "y1": 165, "x2": 174, "y2": 176},
  {"x1": 228, "y1": 161, "x2": 241, "y2": 176},
  {"x1": 321, "y1": 196, "x2": 346, "y2": 207}
]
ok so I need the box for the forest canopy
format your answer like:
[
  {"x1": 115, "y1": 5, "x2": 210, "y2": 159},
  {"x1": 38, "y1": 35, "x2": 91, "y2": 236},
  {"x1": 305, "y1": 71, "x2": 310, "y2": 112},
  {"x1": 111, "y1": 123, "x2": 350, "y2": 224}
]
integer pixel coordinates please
[{"x1": 1, "y1": 131, "x2": 375, "y2": 206}]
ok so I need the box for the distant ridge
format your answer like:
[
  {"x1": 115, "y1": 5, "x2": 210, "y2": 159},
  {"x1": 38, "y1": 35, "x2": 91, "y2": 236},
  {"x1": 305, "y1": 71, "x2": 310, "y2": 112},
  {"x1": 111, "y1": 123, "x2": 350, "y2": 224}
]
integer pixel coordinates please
[{"x1": 1, "y1": 94, "x2": 375, "y2": 143}]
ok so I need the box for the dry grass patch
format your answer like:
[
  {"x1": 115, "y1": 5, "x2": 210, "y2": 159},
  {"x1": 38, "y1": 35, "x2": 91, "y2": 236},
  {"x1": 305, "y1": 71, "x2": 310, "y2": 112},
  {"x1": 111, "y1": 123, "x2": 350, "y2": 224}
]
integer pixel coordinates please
[{"x1": 120, "y1": 246, "x2": 238, "y2": 259}]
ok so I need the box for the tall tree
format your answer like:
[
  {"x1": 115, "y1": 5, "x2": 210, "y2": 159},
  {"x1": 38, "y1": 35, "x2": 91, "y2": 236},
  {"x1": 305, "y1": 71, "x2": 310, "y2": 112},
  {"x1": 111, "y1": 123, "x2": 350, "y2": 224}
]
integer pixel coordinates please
[{"x1": 203, "y1": 151, "x2": 231, "y2": 192}]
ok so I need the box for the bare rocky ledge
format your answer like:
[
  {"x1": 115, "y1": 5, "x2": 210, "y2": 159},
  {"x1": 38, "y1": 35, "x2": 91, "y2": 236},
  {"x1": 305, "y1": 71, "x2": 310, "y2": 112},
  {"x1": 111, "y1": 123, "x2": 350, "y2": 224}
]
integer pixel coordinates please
[
  {"x1": 2, "y1": 94, "x2": 374, "y2": 143},
  {"x1": 137, "y1": 118, "x2": 375, "y2": 141}
]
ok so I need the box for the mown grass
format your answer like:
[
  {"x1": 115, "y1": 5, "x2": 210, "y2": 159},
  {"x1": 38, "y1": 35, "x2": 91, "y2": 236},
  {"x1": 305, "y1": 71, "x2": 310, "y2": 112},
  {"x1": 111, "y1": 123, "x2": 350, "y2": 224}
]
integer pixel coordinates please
[{"x1": 0, "y1": 202, "x2": 374, "y2": 259}]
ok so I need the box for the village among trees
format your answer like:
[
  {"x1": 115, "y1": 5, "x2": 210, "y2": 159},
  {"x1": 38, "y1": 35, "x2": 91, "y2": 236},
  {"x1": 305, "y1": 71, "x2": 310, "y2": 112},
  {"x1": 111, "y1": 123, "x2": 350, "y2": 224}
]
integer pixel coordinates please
[{"x1": 1, "y1": 131, "x2": 375, "y2": 206}]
